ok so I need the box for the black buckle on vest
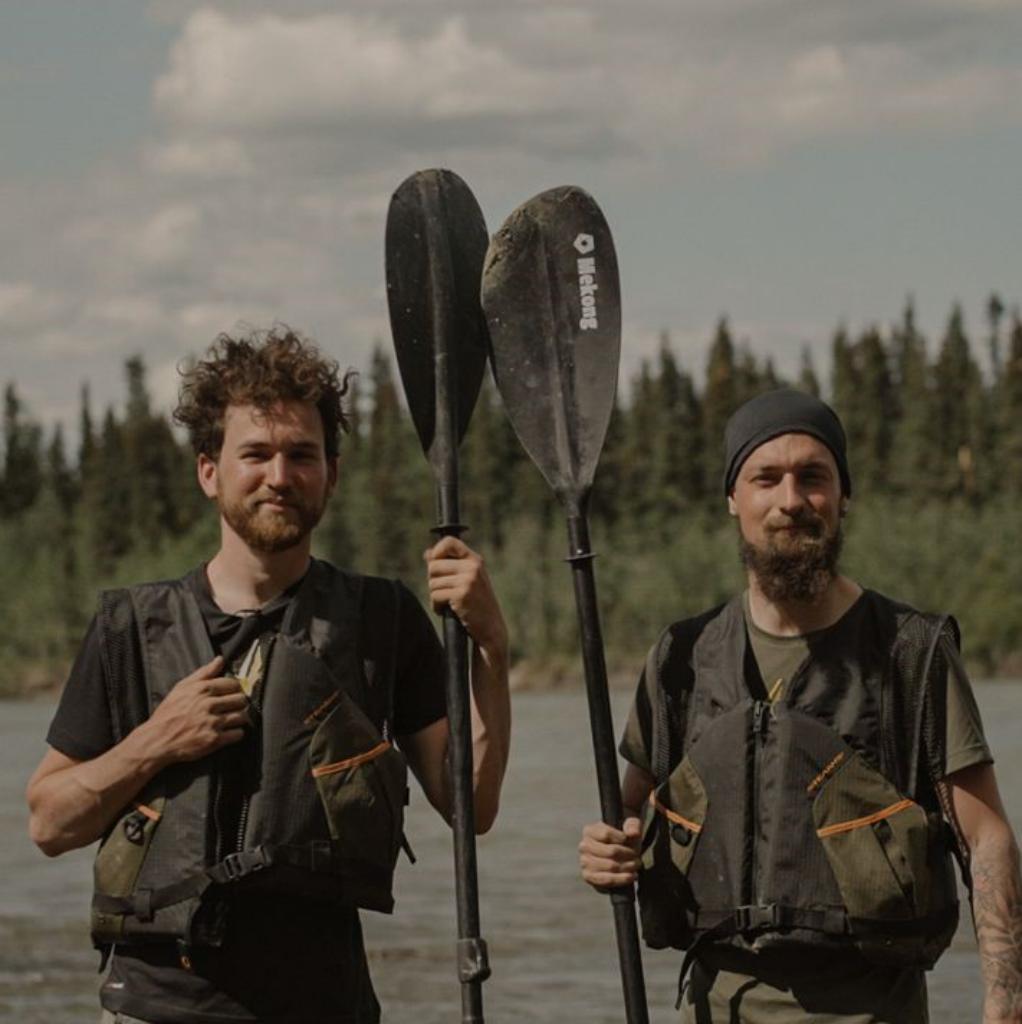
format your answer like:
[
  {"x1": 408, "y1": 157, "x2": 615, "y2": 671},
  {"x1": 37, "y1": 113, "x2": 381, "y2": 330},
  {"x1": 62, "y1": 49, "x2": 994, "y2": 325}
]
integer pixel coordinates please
[
  {"x1": 733, "y1": 905, "x2": 753, "y2": 932},
  {"x1": 219, "y1": 849, "x2": 267, "y2": 882},
  {"x1": 733, "y1": 904, "x2": 781, "y2": 933},
  {"x1": 219, "y1": 853, "x2": 246, "y2": 881}
]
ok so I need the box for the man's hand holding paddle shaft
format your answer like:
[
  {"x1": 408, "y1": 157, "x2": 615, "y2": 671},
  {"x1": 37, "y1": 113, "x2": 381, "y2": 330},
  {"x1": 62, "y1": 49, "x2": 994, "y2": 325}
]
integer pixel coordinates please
[
  {"x1": 580, "y1": 818, "x2": 642, "y2": 891},
  {"x1": 400, "y1": 536, "x2": 510, "y2": 836},
  {"x1": 425, "y1": 536, "x2": 507, "y2": 658}
]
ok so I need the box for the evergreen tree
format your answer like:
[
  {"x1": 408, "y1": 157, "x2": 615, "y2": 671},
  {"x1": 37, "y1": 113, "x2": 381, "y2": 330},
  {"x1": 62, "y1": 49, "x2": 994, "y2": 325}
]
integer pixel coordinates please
[
  {"x1": 988, "y1": 292, "x2": 1005, "y2": 381},
  {"x1": 853, "y1": 327, "x2": 896, "y2": 495},
  {"x1": 621, "y1": 359, "x2": 658, "y2": 527},
  {"x1": 1, "y1": 383, "x2": 43, "y2": 518},
  {"x1": 460, "y1": 377, "x2": 517, "y2": 550},
  {"x1": 702, "y1": 318, "x2": 739, "y2": 495},
  {"x1": 82, "y1": 407, "x2": 134, "y2": 569},
  {"x1": 649, "y1": 335, "x2": 703, "y2": 524},
  {"x1": 591, "y1": 390, "x2": 627, "y2": 527},
  {"x1": 47, "y1": 424, "x2": 77, "y2": 514},
  {"x1": 887, "y1": 299, "x2": 933, "y2": 498},
  {"x1": 829, "y1": 326, "x2": 857, "y2": 429},
  {"x1": 79, "y1": 382, "x2": 96, "y2": 472},
  {"x1": 999, "y1": 312, "x2": 1022, "y2": 496},
  {"x1": 797, "y1": 346, "x2": 821, "y2": 397},
  {"x1": 932, "y1": 305, "x2": 985, "y2": 499},
  {"x1": 121, "y1": 356, "x2": 188, "y2": 545},
  {"x1": 363, "y1": 346, "x2": 429, "y2": 580}
]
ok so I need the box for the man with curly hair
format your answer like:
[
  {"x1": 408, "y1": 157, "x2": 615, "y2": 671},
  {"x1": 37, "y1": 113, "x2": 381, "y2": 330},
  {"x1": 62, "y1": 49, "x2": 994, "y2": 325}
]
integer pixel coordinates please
[{"x1": 27, "y1": 328, "x2": 511, "y2": 1023}]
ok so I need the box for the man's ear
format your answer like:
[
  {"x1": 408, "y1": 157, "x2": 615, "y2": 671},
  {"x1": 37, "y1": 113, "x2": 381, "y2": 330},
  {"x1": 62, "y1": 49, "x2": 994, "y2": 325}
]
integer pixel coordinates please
[
  {"x1": 197, "y1": 453, "x2": 218, "y2": 499},
  {"x1": 839, "y1": 497, "x2": 850, "y2": 517},
  {"x1": 326, "y1": 456, "x2": 339, "y2": 495},
  {"x1": 727, "y1": 493, "x2": 738, "y2": 517}
]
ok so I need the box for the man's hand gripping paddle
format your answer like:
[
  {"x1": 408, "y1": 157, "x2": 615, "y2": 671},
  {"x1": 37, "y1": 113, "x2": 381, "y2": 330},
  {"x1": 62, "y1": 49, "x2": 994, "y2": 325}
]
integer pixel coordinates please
[
  {"x1": 481, "y1": 187, "x2": 649, "y2": 1024},
  {"x1": 385, "y1": 168, "x2": 491, "y2": 1024}
]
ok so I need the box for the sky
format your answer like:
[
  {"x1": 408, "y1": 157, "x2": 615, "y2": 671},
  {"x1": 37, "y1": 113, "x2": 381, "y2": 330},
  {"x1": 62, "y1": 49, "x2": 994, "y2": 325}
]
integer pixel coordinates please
[{"x1": 2, "y1": 1, "x2": 1021, "y2": 435}]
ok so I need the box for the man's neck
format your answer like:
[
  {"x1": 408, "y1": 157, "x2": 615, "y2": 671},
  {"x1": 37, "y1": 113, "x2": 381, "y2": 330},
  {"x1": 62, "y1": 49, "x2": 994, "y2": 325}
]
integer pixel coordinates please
[
  {"x1": 746, "y1": 574, "x2": 863, "y2": 637},
  {"x1": 206, "y1": 525, "x2": 312, "y2": 614}
]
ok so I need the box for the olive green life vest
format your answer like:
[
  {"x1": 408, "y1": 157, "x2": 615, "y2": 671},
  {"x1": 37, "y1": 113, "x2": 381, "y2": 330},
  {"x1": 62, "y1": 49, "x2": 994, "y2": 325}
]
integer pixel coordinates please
[
  {"x1": 636, "y1": 591, "x2": 965, "y2": 974},
  {"x1": 90, "y1": 561, "x2": 411, "y2": 956}
]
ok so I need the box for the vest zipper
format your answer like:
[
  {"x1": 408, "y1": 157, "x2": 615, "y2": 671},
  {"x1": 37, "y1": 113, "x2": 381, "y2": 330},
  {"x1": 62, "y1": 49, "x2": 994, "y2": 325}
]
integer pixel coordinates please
[
  {"x1": 235, "y1": 795, "x2": 250, "y2": 853},
  {"x1": 750, "y1": 699, "x2": 769, "y2": 909}
]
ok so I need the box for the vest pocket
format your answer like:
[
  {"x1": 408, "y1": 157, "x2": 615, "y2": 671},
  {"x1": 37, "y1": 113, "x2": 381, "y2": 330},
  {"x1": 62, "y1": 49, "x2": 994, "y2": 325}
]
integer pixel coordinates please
[
  {"x1": 637, "y1": 756, "x2": 708, "y2": 949},
  {"x1": 812, "y1": 751, "x2": 927, "y2": 926},
  {"x1": 645, "y1": 756, "x2": 707, "y2": 875},
  {"x1": 309, "y1": 690, "x2": 408, "y2": 912},
  {"x1": 92, "y1": 797, "x2": 167, "y2": 941}
]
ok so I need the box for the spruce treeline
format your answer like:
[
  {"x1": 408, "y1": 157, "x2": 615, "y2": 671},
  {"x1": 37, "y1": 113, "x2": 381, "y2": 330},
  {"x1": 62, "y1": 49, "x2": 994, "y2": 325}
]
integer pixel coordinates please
[{"x1": 2, "y1": 298, "x2": 1021, "y2": 694}]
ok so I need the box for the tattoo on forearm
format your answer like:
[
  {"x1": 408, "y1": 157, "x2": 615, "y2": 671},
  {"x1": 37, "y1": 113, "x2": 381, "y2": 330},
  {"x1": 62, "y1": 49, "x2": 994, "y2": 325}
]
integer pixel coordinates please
[{"x1": 972, "y1": 835, "x2": 1022, "y2": 1021}]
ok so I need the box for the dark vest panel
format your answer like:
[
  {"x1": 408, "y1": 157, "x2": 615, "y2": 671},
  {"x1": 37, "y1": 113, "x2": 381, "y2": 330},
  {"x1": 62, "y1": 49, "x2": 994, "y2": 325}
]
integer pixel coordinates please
[
  {"x1": 638, "y1": 592, "x2": 960, "y2": 971},
  {"x1": 91, "y1": 562, "x2": 408, "y2": 954}
]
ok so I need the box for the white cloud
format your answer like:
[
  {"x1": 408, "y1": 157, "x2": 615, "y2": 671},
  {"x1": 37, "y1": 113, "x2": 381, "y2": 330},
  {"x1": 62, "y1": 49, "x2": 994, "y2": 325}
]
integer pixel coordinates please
[
  {"x1": 136, "y1": 204, "x2": 203, "y2": 266},
  {"x1": 0, "y1": 282, "x2": 65, "y2": 330},
  {"x1": 4, "y1": 1, "x2": 1022, "y2": 440},
  {"x1": 154, "y1": 10, "x2": 587, "y2": 128},
  {"x1": 147, "y1": 137, "x2": 252, "y2": 177}
]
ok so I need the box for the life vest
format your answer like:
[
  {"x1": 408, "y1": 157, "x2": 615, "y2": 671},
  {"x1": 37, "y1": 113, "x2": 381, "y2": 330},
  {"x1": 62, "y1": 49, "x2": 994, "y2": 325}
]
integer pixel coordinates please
[
  {"x1": 89, "y1": 561, "x2": 411, "y2": 958},
  {"x1": 636, "y1": 591, "x2": 965, "y2": 973}
]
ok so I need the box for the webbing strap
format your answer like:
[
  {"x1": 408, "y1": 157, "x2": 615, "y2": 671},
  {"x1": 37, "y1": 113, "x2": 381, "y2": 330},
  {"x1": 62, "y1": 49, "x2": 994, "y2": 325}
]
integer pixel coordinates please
[
  {"x1": 692, "y1": 903, "x2": 851, "y2": 936},
  {"x1": 93, "y1": 841, "x2": 351, "y2": 917}
]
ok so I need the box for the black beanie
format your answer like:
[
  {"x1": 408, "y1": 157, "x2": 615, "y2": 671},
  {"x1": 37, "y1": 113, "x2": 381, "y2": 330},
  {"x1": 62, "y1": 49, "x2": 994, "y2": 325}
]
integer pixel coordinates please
[{"x1": 723, "y1": 388, "x2": 851, "y2": 496}]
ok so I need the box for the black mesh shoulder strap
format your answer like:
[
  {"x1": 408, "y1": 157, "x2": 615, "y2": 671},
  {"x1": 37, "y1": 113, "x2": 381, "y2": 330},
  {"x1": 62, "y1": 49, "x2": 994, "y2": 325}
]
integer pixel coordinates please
[
  {"x1": 96, "y1": 588, "x2": 150, "y2": 744},
  {"x1": 384, "y1": 578, "x2": 402, "y2": 739},
  {"x1": 648, "y1": 607, "x2": 722, "y2": 787},
  {"x1": 892, "y1": 611, "x2": 961, "y2": 798},
  {"x1": 350, "y1": 574, "x2": 403, "y2": 741},
  {"x1": 893, "y1": 610, "x2": 971, "y2": 887}
]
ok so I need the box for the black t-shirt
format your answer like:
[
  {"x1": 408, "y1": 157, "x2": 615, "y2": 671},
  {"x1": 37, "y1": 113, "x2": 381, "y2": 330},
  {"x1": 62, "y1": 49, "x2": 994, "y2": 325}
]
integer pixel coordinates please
[{"x1": 47, "y1": 562, "x2": 447, "y2": 1024}]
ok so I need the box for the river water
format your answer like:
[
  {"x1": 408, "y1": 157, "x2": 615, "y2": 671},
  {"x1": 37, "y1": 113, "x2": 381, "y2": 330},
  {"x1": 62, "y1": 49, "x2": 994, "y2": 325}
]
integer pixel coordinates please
[{"x1": 3, "y1": 685, "x2": 1020, "y2": 1022}]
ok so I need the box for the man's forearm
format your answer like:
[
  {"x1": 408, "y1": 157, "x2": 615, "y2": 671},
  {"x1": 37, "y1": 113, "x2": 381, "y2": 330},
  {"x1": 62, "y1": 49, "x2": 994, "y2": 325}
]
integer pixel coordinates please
[
  {"x1": 468, "y1": 639, "x2": 511, "y2": 834},
  {"x1": 972, "y1": 830, "x2": 1022, "y2": 1023},
  {"x1": 27, "y1": 722, "x2": 169, "y2": 856}
]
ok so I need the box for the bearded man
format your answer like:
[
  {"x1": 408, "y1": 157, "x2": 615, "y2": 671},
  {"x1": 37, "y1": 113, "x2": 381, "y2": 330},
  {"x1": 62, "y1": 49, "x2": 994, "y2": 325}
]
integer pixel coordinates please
[
  {"x1": 27, "y1": 329, "x2": 511, "y2": 1024},
  {"x1": 579, "y1": 388, "x2": 1021, "y2": 1023}
]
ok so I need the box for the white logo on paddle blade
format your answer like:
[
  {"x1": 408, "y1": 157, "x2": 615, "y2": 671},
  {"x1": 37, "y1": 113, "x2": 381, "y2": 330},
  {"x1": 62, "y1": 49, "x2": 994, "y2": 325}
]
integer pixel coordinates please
[{"x1": 574, "y1": 235, "x2": 598, "y2": 329}]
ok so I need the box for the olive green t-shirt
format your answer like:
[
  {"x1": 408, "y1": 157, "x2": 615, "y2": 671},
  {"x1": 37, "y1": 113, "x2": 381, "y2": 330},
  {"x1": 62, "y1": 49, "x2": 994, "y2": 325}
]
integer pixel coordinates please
[
  {"x1": 741, "y1": 591, "x2": 992, "y2": 777},
  {"x1": 621, "y1": 591, "x2": 993, "y2": 780}
]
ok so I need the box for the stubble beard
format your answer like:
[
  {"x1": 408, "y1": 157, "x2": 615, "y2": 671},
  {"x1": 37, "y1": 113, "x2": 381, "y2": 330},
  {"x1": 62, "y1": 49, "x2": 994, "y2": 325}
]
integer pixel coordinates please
[
  {"x1": 218, "y1": 490, "x2": 326, "y2": 553},
  {"x1": 738, "y1": 512, "x2": 843, "y2": 604}
]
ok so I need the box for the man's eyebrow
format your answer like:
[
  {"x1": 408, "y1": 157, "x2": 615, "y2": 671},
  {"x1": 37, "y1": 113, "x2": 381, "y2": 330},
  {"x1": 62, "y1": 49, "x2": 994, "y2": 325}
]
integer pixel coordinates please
[
  {"x1": 745, "y1": 458, "x2": 832, "y2": 474},
  {"x1": 235, "y1": 439, "x2": 320, "y2": 451}
]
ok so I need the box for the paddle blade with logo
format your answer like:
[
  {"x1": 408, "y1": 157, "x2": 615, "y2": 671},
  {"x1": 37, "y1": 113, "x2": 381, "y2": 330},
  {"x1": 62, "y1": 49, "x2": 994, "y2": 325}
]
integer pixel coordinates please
[
  {"x1": 386, "y1": 168, "x2": 490, "y2": 480},
  {"x1": 481, "y1": 187, "x2": 648, "y2": 1024},
  {"x1": 481, "y1": 186, "x2": 620, "y2": 515}
]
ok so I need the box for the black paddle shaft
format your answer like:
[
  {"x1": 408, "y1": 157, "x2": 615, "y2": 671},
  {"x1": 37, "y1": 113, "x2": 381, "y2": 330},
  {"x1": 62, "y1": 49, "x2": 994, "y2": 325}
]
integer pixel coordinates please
[
  {"x1": 566, "y1": 513, "x2": 649, "y2": 1024},
  {"x1": 482, "y1": 186, "x2": 649, "y2": 1024},
  {"x1": 385, "y1": 168, "x2": 491, "y2": 1023}
]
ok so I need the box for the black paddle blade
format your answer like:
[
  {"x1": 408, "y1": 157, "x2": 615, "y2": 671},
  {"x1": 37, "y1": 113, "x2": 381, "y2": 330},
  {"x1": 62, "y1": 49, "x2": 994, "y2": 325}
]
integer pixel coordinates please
[
  {"x1": 385, "y1": 169, "x2": 490, "y2": 478},
  {"x1": 481, "y1": 186, "x2": 620, "y2": 514}
]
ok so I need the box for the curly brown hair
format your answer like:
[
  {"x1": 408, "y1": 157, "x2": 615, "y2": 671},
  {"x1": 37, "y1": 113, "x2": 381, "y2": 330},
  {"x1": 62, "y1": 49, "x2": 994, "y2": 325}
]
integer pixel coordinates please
[{"x1": 173, "y1": 327, "x2": 353, "y2": 460}]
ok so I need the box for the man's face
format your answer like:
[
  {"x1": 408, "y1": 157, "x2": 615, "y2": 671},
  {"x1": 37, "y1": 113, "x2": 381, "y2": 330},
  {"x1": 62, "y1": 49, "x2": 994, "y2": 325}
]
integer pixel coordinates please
[
  {"x1": 728, "y1": 433, "x2": 845, "y2": 602},
  {"x1": 198, "y1": 401, "x2": 337, "y2": 554}
]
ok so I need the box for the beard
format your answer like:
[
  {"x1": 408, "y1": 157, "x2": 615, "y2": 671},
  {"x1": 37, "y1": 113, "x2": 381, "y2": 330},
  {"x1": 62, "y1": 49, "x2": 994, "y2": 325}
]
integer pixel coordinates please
[
  {"x1": 738, "y1": 510, "x2": 843, "y2": 603},
  {"x1": 218, "y1": 488, "x2": 327, "y2": 553}
]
